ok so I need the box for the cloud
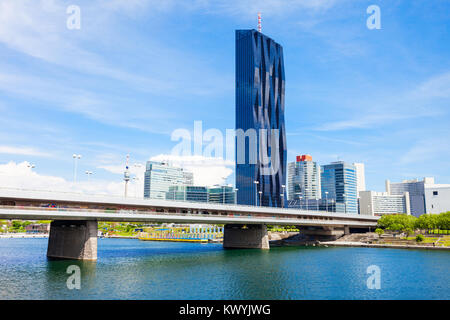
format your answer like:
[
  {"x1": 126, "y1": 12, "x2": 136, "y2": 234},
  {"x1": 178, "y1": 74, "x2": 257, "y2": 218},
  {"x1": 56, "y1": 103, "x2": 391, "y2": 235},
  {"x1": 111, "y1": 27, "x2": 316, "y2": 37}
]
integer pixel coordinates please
[
  {"x1": 0, "y1": 161, "x2": 131, "y2": 196},
  {"x1": 150, "y1": 154, "x2": 234, "y2": 187},
  {"x1": 0, "y1": 145, "x2": 51, "y2": 157}
]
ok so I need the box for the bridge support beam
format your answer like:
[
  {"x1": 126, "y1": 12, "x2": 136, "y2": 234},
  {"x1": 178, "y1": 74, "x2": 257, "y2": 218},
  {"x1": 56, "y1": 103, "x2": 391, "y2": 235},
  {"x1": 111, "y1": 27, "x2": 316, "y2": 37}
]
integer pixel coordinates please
[
  {"x1": 47, "y1": 220, "x2": 98, "y2": 261},
  {"x1": 223, "y1": 224, "x2": 269, "y2": 249}
]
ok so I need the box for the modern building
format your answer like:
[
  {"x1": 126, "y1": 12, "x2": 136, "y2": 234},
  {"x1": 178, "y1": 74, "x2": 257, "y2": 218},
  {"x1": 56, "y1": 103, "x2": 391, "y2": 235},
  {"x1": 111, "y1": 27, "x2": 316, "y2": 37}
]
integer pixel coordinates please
[
  {"x1": 166, "y1": 185, "x2": 236, "y2": 204},
  {"x1": 359, "y1": 191, "x2": 411, "y2": 216},
  {"x1": 386, "y1": 177, "x2": 433, "y2": 217},
  {"x1": 235, "y1": 29, "x2": 287, "y2": 207},
  {"x1": 207, "y1": 186, "x2": 236, "y2": 204},
  {"x1": 353, "y1": 163, "x2": 366, "y2": 196},
  {"x1": 321, "y1": 162, "x2": 358, "y2": 214},
  {"x1": 424, "y1": 184, "x2": 450, "y2": 214},
  {"x1": 166, "y1": 186, "x2": 208, "y2": 203},
  {"x1": 287, "y1": 155, "x2": 321, "y2": 201},
  {"x1": 143, "y1": 161, "x2": 193, "y2": 200}
]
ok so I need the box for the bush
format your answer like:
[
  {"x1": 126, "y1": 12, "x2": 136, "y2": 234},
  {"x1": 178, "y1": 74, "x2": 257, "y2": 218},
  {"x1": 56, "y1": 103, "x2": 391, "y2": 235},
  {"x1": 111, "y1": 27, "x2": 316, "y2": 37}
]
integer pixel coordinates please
[
  {"x1": 375, "y1": 228, "x2": 384, "y2": 236},
  {"x1": 415, "y1": 234, "x2": 424, "y2": 242}
]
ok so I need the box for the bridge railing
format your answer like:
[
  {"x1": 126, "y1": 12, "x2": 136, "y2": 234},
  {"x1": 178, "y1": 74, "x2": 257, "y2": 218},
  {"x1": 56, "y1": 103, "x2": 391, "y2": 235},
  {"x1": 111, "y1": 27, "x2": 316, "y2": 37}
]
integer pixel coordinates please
[{"x1": 0, "y1": 205, "x2": 346, "y2": 223}]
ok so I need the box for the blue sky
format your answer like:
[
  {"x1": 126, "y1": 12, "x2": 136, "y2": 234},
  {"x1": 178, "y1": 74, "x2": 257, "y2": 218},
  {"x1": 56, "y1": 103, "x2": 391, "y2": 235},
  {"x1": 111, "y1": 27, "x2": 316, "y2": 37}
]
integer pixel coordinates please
[{"x1": 0, "y1": 0, "x2": 449, "y2": 195}]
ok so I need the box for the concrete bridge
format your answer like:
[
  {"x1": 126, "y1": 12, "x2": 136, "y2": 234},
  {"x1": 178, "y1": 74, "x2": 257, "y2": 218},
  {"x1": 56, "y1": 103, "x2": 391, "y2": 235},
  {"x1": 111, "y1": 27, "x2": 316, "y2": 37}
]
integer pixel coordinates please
[{"x1": 0, "y1": 188, "x2": 379, "y2": 260}]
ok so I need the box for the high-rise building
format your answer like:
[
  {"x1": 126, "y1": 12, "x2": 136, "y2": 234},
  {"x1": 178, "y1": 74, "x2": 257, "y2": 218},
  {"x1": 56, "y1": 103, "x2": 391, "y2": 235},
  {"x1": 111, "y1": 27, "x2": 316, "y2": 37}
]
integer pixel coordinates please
[
  {"x1": 359, "y1": 191, "x2": 411, "y2": 216},
  {"x1": 321, "y1": 162, "x2": 358, "y2": 214},
  {"x1": 235, "y1": 29, "x2": 287, "y2": 207},
  {"x1": 143, "y1": 161, "x2": 193, "y2": 200},
  {"x1": 287, "y1": 155, "x2": 321, "y2": 201},
  {"x1": 353, "y1": 163, "x2": 366, "y2": 196}
]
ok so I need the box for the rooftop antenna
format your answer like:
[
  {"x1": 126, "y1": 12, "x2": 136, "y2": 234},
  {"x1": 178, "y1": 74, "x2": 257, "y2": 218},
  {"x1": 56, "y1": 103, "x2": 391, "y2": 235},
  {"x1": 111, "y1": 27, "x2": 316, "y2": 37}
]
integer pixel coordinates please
[
  {"x1": 124, "y1": 154, "x2": 130, "y2": 197},
  {"x1": 257, "y1": 12, "x2": 262, "y2": 33}
]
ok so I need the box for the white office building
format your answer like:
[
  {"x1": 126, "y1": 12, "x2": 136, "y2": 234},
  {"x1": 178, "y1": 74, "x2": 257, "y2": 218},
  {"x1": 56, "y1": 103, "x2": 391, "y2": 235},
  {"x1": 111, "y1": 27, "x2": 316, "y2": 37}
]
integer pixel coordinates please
[
  {"x1": 353, "y1": 163, "x2": 366, "y2": 196},
  {"x1": 287, "y1": 155, "x2": 321, "y2": 201},
  {"x1": 425, "y1": 184, "x2": 450, "y2": 214},
  {"x1": 143, "y1": 161, "x2": 193, "y2": 200},
  {"x1": 359, "y1": 191, "x2": 411, "y2": 216}
]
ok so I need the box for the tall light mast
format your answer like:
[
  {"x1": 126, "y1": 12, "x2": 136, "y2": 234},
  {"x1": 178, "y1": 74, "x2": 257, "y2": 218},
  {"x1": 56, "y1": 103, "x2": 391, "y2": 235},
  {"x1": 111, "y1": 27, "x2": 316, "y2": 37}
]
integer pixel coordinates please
[
  {"x1": 124, "y1": 154, "x2": 130, "y2": 197},
  {"x1": 258, "y1": 12, "x2": 262, "y2": 33}
]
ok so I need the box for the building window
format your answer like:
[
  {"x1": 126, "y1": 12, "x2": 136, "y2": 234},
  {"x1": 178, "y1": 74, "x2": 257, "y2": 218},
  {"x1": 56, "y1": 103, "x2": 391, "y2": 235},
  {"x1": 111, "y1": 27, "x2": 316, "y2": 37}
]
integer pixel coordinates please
[{"x1": 433, "y1": 191, "x2": 438, "y2": 196}]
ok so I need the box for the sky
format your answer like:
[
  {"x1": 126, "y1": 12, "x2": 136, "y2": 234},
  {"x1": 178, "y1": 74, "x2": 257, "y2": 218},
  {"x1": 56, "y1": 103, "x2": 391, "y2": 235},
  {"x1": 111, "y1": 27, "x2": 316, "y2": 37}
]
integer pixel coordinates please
[{"x1": 0, "y1": 0, "x2": 449, "y2": 196}]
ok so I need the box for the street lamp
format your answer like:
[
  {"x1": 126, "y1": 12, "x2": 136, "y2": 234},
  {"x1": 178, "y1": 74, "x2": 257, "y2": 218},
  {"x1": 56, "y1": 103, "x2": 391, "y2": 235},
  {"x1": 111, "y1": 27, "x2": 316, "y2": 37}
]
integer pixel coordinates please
[
  {"x1": 234, "y1": 188, "x2": 238, "y2": 205},
  {"x1": 72, "y1": 154, "x2": 82, "y2": 184},
  {"x1": 85, "y1": 171, "x2": 93, "y2": 182},
  {"x1": 253, "y1": 180, "x2": 259, "y2": 206},
  {"x1": 27, "y1": 163, "x2": 35, "y2": 169},
  {"x1": 315, "y1": 197, "x2": 319, "y2": 211},
  {"x1": 258, "y1": 191, "x2": 262, "y2": 207},
  {"x1": 325, "y1": 191, "x2": 329, "y2": 213},
  {"x1": 305, "y1": 188, "x2": 309, "y2": 211},
  {"x1": 281, "y1": 184, "x2": 286, "y2": 208}
]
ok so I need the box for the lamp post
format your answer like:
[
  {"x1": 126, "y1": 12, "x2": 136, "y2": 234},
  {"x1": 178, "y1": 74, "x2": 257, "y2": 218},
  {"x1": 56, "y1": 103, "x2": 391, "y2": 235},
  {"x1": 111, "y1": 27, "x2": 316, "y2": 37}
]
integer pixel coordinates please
[
  {"x1": 72, "y1": 154, "x2": 82, "y2": 184},
  {"x1": 234, "y1": 188, "x2": 238, "y2": 205},
  {"x1": 281, "y1": 184, "x2": 286, "y2": 208},
  {"x1": 85, "y1": 171, "x2": 93, "y2": 182},
  {"x1": 258, "y1": 191, "x2": 262, "y2": 207},
  {"x1": 325, "y1": 191, "x2": 329, "y2": 213},
  {"x1": 253, "y1": 180, "x2": 259, "y2": 206},
  {"x1": 305, "y1": 188, "x2": 309, "y2": 210},
  {"x1": 315, "y1": 197, "x2": 319, "y2": 211},
  {"x1": 27, "y1": 163, "x2": 35, "y2": 169}
]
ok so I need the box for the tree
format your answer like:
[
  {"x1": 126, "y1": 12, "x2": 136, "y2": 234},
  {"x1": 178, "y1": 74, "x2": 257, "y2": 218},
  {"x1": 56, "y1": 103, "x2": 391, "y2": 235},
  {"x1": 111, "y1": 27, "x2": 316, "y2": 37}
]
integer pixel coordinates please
[
  {"x1": 416, "y1": 234, "x2": 424, "y2": 242},
  {"x1": 375, "y1": 228, "x2": 384, "y2": 236}
]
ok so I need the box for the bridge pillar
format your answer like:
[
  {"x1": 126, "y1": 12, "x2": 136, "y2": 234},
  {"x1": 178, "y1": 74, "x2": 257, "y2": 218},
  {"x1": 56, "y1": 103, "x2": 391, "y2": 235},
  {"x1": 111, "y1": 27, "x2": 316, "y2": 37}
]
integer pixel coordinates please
[
  {"x1": 47, "y1": 220, "x2": 98, "y2": 261},
  {"x1": 223, "y1": 224, "x2": 269, "y2": 249}
]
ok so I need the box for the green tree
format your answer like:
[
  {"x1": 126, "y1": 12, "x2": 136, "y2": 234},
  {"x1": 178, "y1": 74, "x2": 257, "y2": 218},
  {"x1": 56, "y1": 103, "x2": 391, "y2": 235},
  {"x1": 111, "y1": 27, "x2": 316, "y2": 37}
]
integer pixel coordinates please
[
  {"x1": 415, "y1": 234, "x2": 424, "y2": 242},
  {"x1": 375, "y1": 228, "x2": 384, "y2": 236}
]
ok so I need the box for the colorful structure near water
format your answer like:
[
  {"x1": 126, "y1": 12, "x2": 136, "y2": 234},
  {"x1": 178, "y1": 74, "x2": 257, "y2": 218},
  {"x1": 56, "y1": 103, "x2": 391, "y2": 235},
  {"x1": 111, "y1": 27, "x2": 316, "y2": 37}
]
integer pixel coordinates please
[{"x1": 138, "y1": 226, "x2": 224, "y2": 243}]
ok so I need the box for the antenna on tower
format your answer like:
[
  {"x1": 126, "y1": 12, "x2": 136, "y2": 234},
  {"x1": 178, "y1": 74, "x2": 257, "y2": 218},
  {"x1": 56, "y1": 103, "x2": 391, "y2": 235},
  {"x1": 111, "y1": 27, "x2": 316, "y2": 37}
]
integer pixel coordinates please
[
  {"x1": 257, "y1": 12, "x2": 262, "y2": 33},
  {"x1": 124, "y1": 154, "x2": 130, "y2": 197}
]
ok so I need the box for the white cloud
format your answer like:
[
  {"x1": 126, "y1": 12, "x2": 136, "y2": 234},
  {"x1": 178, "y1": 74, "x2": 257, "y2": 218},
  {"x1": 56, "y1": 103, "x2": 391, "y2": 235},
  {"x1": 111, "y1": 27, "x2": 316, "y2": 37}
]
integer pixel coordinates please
[
  {"x1": 0, "y1": 161, "x2": 132, "y2": 197},
  {"x1": 150, "y1": 154, "x2": 234, "y2": 187},
  {"x1": 0, "y1": 145, "x2": 51, "y2": 157}
]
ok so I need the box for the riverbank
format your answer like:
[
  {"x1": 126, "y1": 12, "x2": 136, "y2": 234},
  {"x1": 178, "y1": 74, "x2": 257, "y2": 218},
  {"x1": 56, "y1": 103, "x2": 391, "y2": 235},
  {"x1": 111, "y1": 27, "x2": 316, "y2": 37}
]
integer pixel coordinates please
[
  {"x1": 318, "y1": 241, "x2": 450, "y2": 251},
  {"x1": 0, "y1": 233, "x2": 48, "y2": 238}
]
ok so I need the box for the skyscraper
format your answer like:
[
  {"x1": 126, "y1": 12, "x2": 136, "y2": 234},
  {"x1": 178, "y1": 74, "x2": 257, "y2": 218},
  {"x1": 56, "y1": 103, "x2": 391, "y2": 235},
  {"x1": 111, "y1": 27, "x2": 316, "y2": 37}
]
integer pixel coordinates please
[
  {"x1": 287, "y1": 155, "x2": 321, "y2": 201},
  {"x1": 235, "y1": 29, "x2": 287, "y2": 207},
  {"x1": 353, "y1": 163, "x2": 366, "y2": 196},
  {"x1": 143, "y1": 161, "x2": 193, "y2": 200},
  {"x1": 321, "y1": 161, "x2": 358, "y2": 214}
]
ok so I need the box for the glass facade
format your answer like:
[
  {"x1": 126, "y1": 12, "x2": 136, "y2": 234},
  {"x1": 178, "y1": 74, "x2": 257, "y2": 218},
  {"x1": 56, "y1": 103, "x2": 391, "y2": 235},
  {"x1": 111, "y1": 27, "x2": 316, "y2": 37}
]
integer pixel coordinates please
[
  {"x1": 287, "y1": 155, "x2": 321, "y2": 201},
  {"x1": 166, "y1": 185, "x2": 236, "y2": 204},
  {"x1": 235, "y1": 29, "x2": 287, "y2": 207},
  {"x1": 321, "y1": 162, "x2": 358, "y2": 214},
  {"x1": 143, "y1": 161, "x2": 193, "y2": 200}
]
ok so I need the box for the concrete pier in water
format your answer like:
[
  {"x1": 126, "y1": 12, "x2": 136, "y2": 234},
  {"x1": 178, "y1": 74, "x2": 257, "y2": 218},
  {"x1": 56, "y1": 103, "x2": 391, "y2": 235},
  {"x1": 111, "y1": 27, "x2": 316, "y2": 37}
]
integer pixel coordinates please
[
  {"x1": 47, "y1": 220, "x2": 98, "y2": 260},
  {"x1": 223, "y1": 224, "x2": 269, "y2": 249}
]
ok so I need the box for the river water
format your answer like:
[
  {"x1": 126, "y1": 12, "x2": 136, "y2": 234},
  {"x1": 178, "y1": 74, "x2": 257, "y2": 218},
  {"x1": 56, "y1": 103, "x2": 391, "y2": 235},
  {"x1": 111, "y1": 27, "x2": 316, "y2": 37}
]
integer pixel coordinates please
[{"x1": 0, "y1": 238, "x2": 448, "y2": 300}]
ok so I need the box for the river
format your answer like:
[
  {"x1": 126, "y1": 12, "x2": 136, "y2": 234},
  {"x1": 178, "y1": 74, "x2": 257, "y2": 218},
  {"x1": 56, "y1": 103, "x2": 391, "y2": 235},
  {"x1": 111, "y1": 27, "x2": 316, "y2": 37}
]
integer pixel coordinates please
[{"x1": 0, "y1": 238, "x2": 448, "y2": 299}]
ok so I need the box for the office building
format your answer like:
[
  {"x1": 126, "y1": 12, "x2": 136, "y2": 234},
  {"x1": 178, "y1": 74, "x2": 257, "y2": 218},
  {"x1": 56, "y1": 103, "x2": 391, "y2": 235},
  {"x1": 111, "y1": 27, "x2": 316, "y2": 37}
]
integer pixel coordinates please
[
  {"x1": 143, "y1": 161, "x2": 193, "y2": 200},
  {"x1": 287, "y1": 155, "x2": 321, "y2": 201},
  {"x1": 353, "y1": 163, "x2": 366, "y2": 196},
  {"x1": 166, "y1": 186, "x2": 208, "y2": 203},
  {"x1": 235, "y1": 29, "x2": 287, "y2": 207},
  {"x1": 359, "y1": 191, "x2": 411, "y2": 216},
  {"x1": 424, "y1": 184, "x2": 450, "y2": 214},
  {"x1": 386, "y1": 177, "x2": 432, "y2": 217},
  {"x1": 166, "y1": 185, "x2": 236, "y2": 204},
  {"x1": 208, "y1": 186, "x2": 236, "y2": 204},
  {"x1": 321, "y1": 162, "x2": 358, "y2": 214}
]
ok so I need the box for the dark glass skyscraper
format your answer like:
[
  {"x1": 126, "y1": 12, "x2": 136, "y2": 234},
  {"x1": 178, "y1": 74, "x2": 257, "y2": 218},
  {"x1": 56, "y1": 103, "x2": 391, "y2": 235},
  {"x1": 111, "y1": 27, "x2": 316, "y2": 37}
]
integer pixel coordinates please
[{"x1": 235, "y1": 29, "x2": 287, "y2": 207}]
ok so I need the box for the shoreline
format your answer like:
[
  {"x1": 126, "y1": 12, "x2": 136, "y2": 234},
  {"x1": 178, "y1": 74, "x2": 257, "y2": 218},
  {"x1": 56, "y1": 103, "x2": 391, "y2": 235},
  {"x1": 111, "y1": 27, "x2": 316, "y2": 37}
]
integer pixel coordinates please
[{"x1": 318, "y1": 241, "x2": 450, "y2": 251}]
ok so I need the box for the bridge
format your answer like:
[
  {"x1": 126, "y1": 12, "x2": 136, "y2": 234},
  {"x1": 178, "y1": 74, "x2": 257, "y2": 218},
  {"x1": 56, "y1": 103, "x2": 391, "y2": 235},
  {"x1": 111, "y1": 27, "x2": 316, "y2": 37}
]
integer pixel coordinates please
[{"x1": 0, "y1": 188, "x2": 379, "y2": 260}]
